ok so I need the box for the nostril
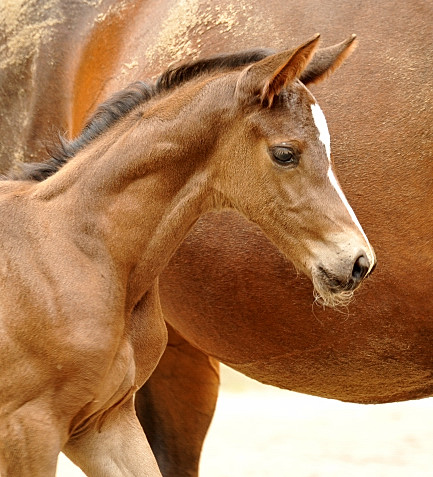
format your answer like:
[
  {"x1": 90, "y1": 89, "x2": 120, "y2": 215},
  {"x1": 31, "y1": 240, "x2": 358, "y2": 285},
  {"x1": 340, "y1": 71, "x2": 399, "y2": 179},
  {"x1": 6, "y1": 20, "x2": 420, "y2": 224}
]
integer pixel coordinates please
[{"x1": 352, "y1": 253, "x2": 370, "y2": 282}]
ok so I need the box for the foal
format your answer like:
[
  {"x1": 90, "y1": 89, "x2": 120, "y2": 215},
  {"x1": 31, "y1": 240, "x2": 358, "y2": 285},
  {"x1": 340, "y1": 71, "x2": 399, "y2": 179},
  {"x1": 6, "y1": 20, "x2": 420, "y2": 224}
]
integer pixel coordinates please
[{"x1": 0, "y1": 35, "x2": 374, "y2": 476}]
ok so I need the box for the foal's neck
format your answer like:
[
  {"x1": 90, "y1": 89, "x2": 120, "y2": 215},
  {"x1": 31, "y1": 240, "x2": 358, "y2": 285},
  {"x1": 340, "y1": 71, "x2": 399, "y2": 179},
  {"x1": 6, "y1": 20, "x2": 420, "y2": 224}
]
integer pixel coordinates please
[{"x1": 34, "y1": 83, "x2": 226, "y2": 309}]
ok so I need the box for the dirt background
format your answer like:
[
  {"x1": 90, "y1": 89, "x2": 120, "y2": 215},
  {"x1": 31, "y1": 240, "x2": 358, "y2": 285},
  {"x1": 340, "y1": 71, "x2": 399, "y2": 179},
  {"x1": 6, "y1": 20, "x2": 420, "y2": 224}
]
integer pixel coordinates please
[{"x1": 57, "y1": 365, "x2": 433, "y2": 476}]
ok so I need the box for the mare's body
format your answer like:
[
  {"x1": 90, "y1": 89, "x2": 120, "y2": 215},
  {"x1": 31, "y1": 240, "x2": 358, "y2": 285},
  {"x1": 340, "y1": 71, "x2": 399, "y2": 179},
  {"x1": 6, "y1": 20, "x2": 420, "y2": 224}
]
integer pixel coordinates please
[{"x1": 0, "y1": 0, "x2": 432, "y2": 475}]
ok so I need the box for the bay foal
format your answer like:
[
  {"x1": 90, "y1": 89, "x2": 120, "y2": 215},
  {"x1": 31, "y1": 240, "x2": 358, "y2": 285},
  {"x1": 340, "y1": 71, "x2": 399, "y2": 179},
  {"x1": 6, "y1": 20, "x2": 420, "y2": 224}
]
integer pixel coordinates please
[{"x1": 0, "y1": 35, "x2": 374, "y2": 476}]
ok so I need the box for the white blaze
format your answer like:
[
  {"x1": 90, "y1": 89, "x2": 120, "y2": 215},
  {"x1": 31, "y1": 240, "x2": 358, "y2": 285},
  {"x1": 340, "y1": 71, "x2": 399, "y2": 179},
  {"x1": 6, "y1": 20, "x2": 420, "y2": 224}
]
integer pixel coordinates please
[
  {"x1": 311, "y1": 103, "x2": 331, "y2": 160},
  {"x1": 310, "y1": 103, "x2": 375, "y2": 271}
]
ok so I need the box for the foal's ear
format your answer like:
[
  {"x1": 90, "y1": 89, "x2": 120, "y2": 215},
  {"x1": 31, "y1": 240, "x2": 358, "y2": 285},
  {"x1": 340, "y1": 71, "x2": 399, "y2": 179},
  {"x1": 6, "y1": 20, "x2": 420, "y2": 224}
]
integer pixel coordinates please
[
  {"x1": 237, "y1": 34, "x2": 321, "y2": 107},
  {"x1": 300, "y1": 34, "x2": 358, "y2": 85}
]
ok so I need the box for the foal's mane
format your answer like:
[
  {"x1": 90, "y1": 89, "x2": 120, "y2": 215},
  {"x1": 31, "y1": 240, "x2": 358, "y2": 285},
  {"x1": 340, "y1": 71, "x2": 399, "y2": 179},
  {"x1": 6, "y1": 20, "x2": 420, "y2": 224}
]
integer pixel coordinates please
[{"x1": 9, "y1": 49, "x2": 271, "y2": 182}]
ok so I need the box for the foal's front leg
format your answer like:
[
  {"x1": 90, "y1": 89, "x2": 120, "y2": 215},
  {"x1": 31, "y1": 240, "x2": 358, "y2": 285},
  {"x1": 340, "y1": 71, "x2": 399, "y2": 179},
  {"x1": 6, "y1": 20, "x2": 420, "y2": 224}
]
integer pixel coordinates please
[
  {"x1": 64, "y1": 398, "x2": 162, "y2": 477},
  {"x1": 64, "y1": 282, "x2": 166, "y2": 476},
  {"x1": 0, "y1": 400, "x2": 65, "y2": 477}
]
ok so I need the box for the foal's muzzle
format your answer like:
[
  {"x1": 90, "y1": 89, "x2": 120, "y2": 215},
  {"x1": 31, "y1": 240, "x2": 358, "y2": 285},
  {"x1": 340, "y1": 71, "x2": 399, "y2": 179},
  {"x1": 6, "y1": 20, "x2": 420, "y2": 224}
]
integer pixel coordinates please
[{"x1": 318, "y1": 250, "x2": 375, "y2": 294}]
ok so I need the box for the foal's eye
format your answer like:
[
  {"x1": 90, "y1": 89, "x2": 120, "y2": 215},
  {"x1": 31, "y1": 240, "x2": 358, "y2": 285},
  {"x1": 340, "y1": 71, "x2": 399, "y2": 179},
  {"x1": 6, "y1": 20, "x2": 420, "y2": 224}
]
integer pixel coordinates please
[{"x1": 270, "y1": 146, "x2": 299, "y2": 167}]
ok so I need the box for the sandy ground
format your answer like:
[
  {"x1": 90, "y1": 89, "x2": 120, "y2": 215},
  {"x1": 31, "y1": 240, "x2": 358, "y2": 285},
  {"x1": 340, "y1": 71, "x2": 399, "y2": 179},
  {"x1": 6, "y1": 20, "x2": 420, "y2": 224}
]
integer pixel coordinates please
[{"x1": 56, "y1": 366, "x2": 433, "y2": 477}]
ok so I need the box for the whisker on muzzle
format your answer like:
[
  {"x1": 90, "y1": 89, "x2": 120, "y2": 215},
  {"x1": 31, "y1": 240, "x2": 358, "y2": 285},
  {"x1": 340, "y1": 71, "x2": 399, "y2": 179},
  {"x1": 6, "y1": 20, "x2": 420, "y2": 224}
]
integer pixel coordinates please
[{"x1": 312, "y1": 274, "x2": 356, "y2": 308}]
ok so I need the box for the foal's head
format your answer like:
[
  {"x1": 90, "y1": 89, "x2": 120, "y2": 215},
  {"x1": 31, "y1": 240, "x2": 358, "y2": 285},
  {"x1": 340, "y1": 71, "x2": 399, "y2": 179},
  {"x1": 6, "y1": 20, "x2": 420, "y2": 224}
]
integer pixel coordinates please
[{"x1": 189, "y1": 35, "x2": 375, "y2": 306}]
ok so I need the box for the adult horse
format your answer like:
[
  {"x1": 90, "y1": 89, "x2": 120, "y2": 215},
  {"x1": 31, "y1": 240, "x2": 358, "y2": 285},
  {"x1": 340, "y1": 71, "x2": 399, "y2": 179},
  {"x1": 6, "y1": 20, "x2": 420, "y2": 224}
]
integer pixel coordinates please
[{"x1": 0, "y1": 0, "x2": 432, "y2": 475}]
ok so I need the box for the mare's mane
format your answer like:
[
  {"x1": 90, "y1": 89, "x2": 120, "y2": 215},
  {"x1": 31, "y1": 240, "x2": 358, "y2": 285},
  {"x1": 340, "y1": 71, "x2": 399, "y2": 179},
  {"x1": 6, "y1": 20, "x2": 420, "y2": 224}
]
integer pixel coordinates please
[{"x1": 8, "y1": 49, "x2": 271, "y2": 182}]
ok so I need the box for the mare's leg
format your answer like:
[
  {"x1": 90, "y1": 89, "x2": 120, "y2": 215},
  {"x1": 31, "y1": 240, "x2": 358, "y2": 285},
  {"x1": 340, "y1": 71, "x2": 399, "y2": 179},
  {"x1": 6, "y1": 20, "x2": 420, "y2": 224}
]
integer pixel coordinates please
[
  {"x1": 0, "y1": 400, "x2": 64, "y2": 477},
  {"x1": 135, "y1": 325, "x2": 220, "y2": 477},
  {"x1": 64, "y1": 398, "x2": 162, "y2": 477}
]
